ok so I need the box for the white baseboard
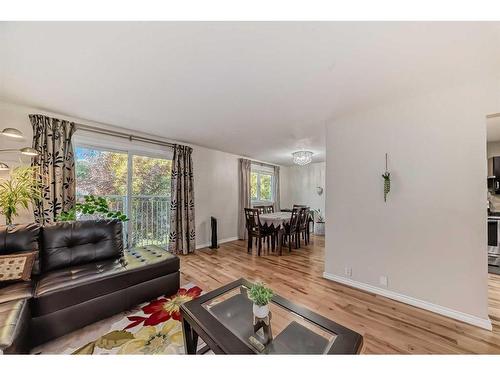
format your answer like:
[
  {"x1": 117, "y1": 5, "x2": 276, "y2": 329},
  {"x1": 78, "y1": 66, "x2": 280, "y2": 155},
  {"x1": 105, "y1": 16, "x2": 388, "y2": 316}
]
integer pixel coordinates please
[
  {"x1": 195, "y1": 236, "x2": 239, "y2": 250},
  {"x1": 323, "y1": 272, "x2": 492, "y2": 331}
]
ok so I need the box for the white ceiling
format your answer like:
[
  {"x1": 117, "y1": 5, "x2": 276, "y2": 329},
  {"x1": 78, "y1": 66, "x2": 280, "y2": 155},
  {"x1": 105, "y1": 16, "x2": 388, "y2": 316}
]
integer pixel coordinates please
[{"x1": 1, "y1": 22, "x2": 500, "y2": 165}]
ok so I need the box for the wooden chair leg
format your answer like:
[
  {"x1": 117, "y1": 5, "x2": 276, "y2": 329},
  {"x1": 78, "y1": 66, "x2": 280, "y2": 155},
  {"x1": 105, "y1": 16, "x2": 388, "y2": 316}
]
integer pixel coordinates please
[
  {"x1": 258, "y1": 237, "x2": 262, "y2": 256},
  {"x1": 279, "y1": 230, "x2": 283, "y2": 256},
  {"x1": 247, "y1": 234, "x2": 252, "y2": 253}
]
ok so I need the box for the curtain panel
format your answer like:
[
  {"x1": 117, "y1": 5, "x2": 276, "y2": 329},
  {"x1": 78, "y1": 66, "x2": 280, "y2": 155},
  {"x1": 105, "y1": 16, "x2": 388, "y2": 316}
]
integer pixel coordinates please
[
  {"x1": 29, "y1": 114, "x2": 76, "y2": 224},
  {"x1": 238, "y1": 158, "x2": 252, "y2": 240},
  {"x1": 168, "y1": 145, "x2": 196, "y2": 254},
  {"x1": 273, "y1": 165, "x2": 280, "y2": 212}
]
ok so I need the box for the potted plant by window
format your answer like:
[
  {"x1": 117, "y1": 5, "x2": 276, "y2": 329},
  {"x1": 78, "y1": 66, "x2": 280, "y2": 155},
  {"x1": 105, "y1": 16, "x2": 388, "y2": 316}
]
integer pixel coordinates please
[
  {"x1": 313, "y1": 209, "x2": 325, "y2": 236},
  {"x1": 57, "y1": 195, "x2": 129, "y2": 222},
  {"x1": 248, "y1": 282, "x2": 274, "y2": 319},
  {"x1": 0, "y1": 166, "x2": 40, "y2": 226}
]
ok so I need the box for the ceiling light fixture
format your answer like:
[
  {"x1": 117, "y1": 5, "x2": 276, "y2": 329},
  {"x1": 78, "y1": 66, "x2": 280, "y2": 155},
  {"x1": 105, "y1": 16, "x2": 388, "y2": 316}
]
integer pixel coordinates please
[
  {"x1": 20, "y1": 147, "x2": 38, "y2": 156},
  {"x1": 292, "y1": 150, "x2": 313, "y2": 166},
  {"x1": 1, "y1": 128, "x2": 24, "y2": 139},
  {"x1": 0, "y1": 146, "x2": 38, "y2": 169}
]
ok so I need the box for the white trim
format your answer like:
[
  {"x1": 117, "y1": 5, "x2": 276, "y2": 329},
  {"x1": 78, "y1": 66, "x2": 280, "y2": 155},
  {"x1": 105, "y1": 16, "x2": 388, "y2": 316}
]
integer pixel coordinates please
[
  {"x1": 251, "y1": 163, "x2": 274, "y2": 174},
  {"x1": 195, "y1": 236, "x2": 239, "y2": 250},
  {"x1": 323, "y1": 272, "x2": 492, "y2": 331}
]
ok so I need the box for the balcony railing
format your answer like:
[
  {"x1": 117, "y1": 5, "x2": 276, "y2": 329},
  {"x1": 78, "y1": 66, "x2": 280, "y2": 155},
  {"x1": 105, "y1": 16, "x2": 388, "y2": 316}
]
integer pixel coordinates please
[{"x1": 77, "y1": 194, "x2": 170, "y2": 248}]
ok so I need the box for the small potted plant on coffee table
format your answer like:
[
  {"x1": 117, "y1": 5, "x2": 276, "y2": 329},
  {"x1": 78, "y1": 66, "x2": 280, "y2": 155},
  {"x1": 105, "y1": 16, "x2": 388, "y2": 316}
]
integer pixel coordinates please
[{"x1": 248, "y1": 282, "x2": 274, "y2": 319}]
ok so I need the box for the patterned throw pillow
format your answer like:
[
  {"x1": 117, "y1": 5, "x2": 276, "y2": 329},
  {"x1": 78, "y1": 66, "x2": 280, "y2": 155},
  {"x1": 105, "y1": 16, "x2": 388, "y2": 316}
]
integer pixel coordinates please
[{"x1": 0, "y1": 252, "x2": 36, "y2": 282}]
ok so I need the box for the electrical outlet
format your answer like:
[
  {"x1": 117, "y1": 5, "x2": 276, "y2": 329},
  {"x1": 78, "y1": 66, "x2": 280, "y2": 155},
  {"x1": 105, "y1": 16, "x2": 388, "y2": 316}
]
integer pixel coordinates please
[
  {"x1": 379, "y1": 275, "x2": 388, "y2": 287},
  {"x1": 344, "y1": 267, "x2": 352, "y2": 277}
]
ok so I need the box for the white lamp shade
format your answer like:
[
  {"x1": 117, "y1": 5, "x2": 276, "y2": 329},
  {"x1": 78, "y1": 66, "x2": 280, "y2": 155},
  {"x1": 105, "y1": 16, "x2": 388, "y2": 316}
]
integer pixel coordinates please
[
  {"x1": 1, "y1": 128, "x2": 24, "y2": 139},
  {"x1": 20, "y1": 147, "x2": 38, "y2": 156}
]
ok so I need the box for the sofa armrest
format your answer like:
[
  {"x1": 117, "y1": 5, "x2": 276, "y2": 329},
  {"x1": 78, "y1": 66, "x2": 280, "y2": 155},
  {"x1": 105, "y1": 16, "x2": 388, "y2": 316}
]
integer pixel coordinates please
[{"x1": 0, "y1": 298, "x2": 30, "y2": 354}]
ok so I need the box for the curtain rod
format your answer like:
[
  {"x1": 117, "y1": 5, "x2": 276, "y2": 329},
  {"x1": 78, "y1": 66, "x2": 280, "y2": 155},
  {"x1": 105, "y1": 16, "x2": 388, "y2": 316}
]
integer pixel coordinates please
[
  {"x1": 247, "y1": 159, "x2": 278, "y2": 168},
  {"x1": 76, "y1": 123, "x2": 176, "y2": 148}
]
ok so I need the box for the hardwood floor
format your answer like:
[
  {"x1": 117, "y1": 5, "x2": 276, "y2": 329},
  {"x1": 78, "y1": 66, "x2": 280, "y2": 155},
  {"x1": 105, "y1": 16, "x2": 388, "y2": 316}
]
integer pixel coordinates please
[{"x1": 180, "y1": 235, "x2": 500, "y2": 354}]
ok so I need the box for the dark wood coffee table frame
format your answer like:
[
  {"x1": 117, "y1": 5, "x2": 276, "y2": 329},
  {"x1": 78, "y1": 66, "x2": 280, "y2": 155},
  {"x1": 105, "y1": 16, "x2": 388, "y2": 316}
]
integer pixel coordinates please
[{"x1": 180, "y1": 278, "x2": 363, "y2": 354}]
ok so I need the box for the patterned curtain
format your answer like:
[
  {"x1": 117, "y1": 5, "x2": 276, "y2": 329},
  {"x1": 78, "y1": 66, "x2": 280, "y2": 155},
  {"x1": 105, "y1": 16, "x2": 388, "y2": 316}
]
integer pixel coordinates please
[
  {"x1": 168, "y1": 145, "x2": 195, "y2": 254},
  {"x1": 238, "y1": 158, "x2": 252, "y2": 240},
  {"x1": 29, "y1": 114, "x2": 76, "y2": 224}
]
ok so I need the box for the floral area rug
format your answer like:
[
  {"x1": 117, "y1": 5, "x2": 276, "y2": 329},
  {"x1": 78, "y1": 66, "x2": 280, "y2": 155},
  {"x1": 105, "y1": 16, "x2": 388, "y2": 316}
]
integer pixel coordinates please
[{"x1": 31, "y1": 284, "x2": 203, "y2": 355}]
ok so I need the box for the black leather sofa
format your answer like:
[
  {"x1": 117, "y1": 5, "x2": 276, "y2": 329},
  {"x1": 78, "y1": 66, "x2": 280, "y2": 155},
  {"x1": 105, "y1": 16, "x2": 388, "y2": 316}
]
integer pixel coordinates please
[{"x1": 0, "y1": 220, "x2": 180, "y2": 354}]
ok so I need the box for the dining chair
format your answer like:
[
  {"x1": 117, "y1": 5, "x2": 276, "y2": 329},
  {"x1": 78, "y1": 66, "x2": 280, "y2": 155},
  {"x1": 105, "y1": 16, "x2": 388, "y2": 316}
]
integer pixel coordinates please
[
  {"x1": 244, "y1": 208, "x2": 272, "y2": 256},
  {"x1": 297, "y1": 207, "x2": 311, "y2": 247},
  {"x1": 282, "y1": 207, "x2": 302, "y2": 253},
  {"x1": 264, "y1": 205, "x2": 274, "y2": 214},
  {"x1": 307, "y1": 211, "x2": 314, "y2": 240},
  {"x1": 253, "y1": 205, "x2": 266, "y2": 214}
]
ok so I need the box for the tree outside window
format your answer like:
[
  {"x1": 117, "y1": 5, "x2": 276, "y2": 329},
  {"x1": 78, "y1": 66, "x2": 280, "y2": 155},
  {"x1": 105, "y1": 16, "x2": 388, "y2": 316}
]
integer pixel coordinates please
[
  {"x1": 251, "y1": 170, "x2": 274, "y2": 203},
  {"x1": 251, "y1": 172, "x2": 258, "y2": 201}
]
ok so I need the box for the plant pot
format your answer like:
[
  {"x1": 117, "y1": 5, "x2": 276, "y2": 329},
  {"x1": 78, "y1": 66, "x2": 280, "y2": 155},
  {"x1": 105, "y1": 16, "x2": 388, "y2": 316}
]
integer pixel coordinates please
[
  {"x1": 314, "y1": 222, "x2": 325, "y2": 236},
  {"x1": 252, "y1": 303, "x2": 270, "y2": 319}
]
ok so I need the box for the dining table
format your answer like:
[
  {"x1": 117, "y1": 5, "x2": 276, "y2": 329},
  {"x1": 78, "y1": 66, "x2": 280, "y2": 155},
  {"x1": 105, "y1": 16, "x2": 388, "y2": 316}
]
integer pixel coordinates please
[{"x1": 259, "y1": 211, "x2": 292, "y2": 228}]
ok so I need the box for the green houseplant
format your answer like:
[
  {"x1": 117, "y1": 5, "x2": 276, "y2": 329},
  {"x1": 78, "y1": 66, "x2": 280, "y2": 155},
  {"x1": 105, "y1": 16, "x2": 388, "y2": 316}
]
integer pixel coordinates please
[
  {"x1": 248, "y1": 282, "x2": 274, "y2": 318},
  {"x1": 0, "y1": 166, "x2": 40, "y2": 226},
  {"x1": 57, "y1": 195, "x2": 129, "y2": 222}
]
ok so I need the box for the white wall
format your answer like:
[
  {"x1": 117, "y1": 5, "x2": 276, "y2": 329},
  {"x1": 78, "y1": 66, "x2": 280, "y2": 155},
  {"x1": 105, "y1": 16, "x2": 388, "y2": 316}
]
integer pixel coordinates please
[
  {"x1": 0, "y1": 100, "x2": 244, "y2": 248},
  {"x1": 324, "y1": 80, "x2": 500, "y2": 328},
  {"x1": 487, "y1": 141, "x2": 500, "y2": 159},
  {"x1": 280, "y1": 162, "x2": 325, "y2": 216},
  {"x1": 0, "y1": 101, "x2": 38, "y2": 223}
]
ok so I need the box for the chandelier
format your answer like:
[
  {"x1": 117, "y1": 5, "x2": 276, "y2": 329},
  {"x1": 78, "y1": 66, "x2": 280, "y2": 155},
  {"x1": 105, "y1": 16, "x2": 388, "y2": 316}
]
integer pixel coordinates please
[{"x1": 292, "y1": 150, "x2": 313, "y2": 166}]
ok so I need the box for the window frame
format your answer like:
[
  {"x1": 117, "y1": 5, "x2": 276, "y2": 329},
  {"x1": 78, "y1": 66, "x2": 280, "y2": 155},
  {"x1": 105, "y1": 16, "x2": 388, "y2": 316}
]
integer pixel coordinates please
[
  {"x1": 73, "y1": 139, "x2": 172, "y2": 247},
  {"x1": 250, "y1": 164, "x2": 275, "y2": 205}
]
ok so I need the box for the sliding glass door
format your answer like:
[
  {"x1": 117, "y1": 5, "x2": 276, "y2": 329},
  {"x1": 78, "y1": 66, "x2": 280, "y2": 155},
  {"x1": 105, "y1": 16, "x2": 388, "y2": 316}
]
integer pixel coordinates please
[
  {"x1": 75, "y1": 145, "x2": 172, "y2": 248},
  {"x1": 130, "y1": 154, "x2": 171, "y2": 247}
]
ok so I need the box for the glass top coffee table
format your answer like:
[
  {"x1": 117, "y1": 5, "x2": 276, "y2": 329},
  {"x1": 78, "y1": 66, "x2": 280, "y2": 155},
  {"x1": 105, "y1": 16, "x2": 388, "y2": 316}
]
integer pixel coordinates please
[{"x1": 180, "y1": 278, "x2": 363, "y2": 354}]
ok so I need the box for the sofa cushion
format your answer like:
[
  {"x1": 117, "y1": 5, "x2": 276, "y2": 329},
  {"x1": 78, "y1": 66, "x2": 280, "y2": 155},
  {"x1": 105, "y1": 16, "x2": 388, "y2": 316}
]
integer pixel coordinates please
[
  {"x1": 0, "y1": 281, "x2": 33, "y2": 304},
  {"x1": 32, "y1": 246, "x2": 179, "y2": 317},
  {"x1": 0, "y1": 252, "x2": 36, "y2": 282},
  {"x1": 41, "y1": 220, "x2": 123, "y2": 273},
  {"x1": 0, "y1": 223, "x2": 41, "y2": 275}
]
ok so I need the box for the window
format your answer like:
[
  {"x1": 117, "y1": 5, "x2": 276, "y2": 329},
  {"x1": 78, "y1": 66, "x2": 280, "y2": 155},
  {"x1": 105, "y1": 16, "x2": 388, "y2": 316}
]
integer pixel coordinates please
[
  {"x1": 250, "y1": 165, "x2": 274, "y2": 204},
  {"x1": 75, "y1": 145, "x2": 172, "y2": 248}
]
